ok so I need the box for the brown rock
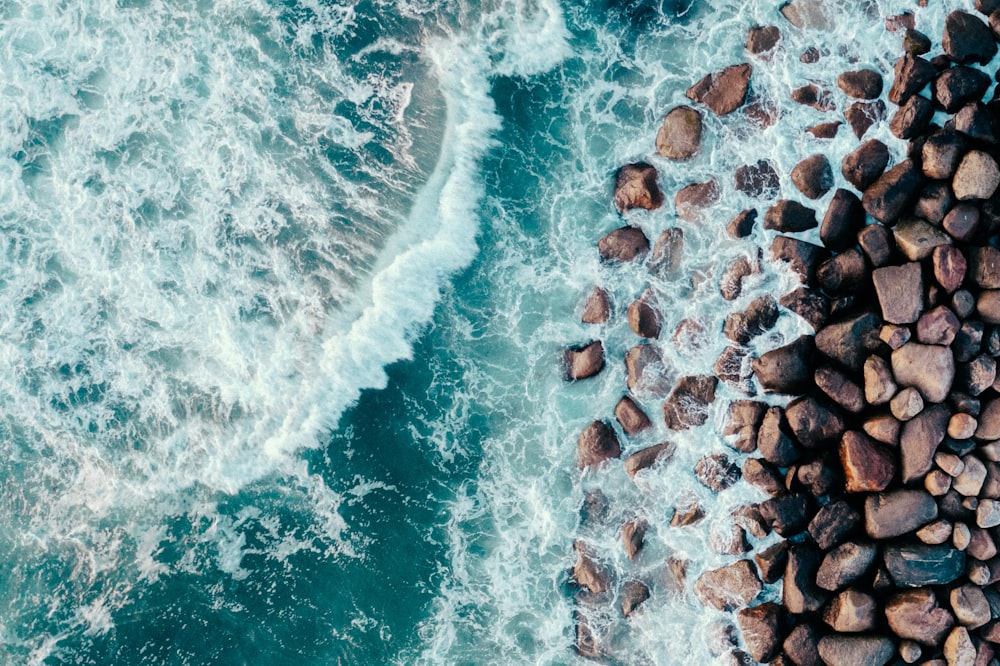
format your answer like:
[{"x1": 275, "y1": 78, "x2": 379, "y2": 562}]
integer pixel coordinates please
[
  {"x1": 873, "y1": 262, "x2": 924, "y2": 324},
  {"x1": 565, "y1": 341, "x2": 604, "y2": 380},
  {"x1": 770, "y1": 235, "x2": 828, "y2": 284},
  {"x1": 783, "y1": 624, "x2": 823, "y2": 666},
  {"x1": 675, "y1": 179, "x2": 720, "y2": 221},
  {"x1": 922, "y1": 132, "x2": 966, "y2": 180},
  {"x1": 613, "y1": 163, "x2": 663, "y2": 213},
  {"x1": 858, "y1": 223, "x2": 895, "y2": 268},
  {"x1": 823, "y1": 589, "x2": 877, "y2": 632},
  {"x1": 809, "y1": 500, "x2": 862, "y2": 550},
  {"x1": 720, "y1": 254, "x2": 757, "y2": 301},
  {"x1": 625, "y1": 343, "x2": 668, "y2": 395},
  {"x1": 934, "y1": 246, "x2": 967, "y2": 293},
  {"x1": 816, "y1": 312, "x2": 883, "y2": 373},
  {"x1": 792, "y1": 83, "x2": 834, "y2": 111},
  {"x1": 865, "y1": 489, "x2": 939, "y2": 539},
  {"x1": 900, "y1": 403, "x2": 951, "y2": 483},
  {"x1": 655, "y1": 106, "x2": 703, "y2": 160},
  {"x1": 725, "y1": 209, "x2": 756, "y2": 239},
  {"x1": 737, "y1": 603, "x2": 783, "y2": 663},
  {"x1": 844, "y1": 100, "x2": 886, "y2": 139},
  {"x1": 627, "y1": 290, "x2": 661, "y2": 339},
  {"x1": 671, "y1": 501, "x2": 705, "y2": 527},
  {"x1": 970, "y1": 246, "x2": 1000, "y2": 289},
  {"x1": 841, "y1": 431, "x2": 896, "y2": 493},
  {"x1": 746, "y1": 25, "x2": 781, "y2": 56},
  {"x1": 714, "y1": 345, "x2": 753, "y2": 394},
  {"x1": 820, "y1": 189, "x2": 865, "y2": 251},
  {"x1": 891, "y1": 94, "x2": 934, "y2": 139},
  {"x1": 865, "y1": 355, "x2": 899, "y2": 405},
  {"x1": 622, "y1": 519, "x2": 646, "y2": 560},
  {"x1": 734, "y1": 160, "x2": 779, "y2": 198},
  {"x1": 686, "y1": 63, "x2": 752, "y2": 116},
  {"x1": 904, "y1": 28, "x2": 932, "y2": 55},
  {"x1": 954, "y1": 150, "x2": 1000, "y2": 200},
  {"x1": 976, "y1": 398, "x2": 1000, "y2": 440},
  {"x1": 649, "y1": 227, "x2": 684, "y2": 278},
  {"x1": 620, "y1": 580, "x2": 650, "y2": 618},
  {"x1": 943, "y1": 10, "x2": 998, "y2": 64},
  {"x1": 578, "y1": 421, "x2": 621, "y2": 469},
  {"x1": 817, "y1": 541, "x2": 877, "y2": 591},
  {"x1": 894, "y1": 217, "x2": 952, "y2": 262},
  {"x1": 760, "y1": 493, "x2": 811, "y2": 538},
  {"x1": 623, "y1": 442, "x2": 673, "y2": 478},
  {"x1": 880, "y1": 324, "x2": 911, "y2": 350},
  {"x1": 817, "y1": 636, "x2": 894, "y2": 666},
  {"x1": 807, "y1": 121, "x2": 841, "y2": 138},
  {"x1": 915, "y1": 181, "x2": 955, "y2": 224},
  {"x1": 752, "y1": 335, "x2": 815, "y2": 394},
  {"x1": 581, "y1": 287, "x2": 610, "y2": 324},
  {"x1": 694, "y1": 559, "x2": 762, "y2": 611},
  {"x1": 663, "y1": 375, "x2": 718, "y2": 430},
  {"x1": 784, "y1": 545, "x2": 827, "y2": 614},
  {"x1": 695, "y1": 453, "x2": 741, "y2": 491},
  {"x1": 885, "y1": 588, "x2": 956, "y2": 646},
  {"x1": 786, "y1": 396, "x2": 845, "y2": 447},
  {"x1": 864, "y1": 413, "x2": 902, "y2": 446},
  {"x1": 950, "y1": 583, "x2": 991, "y2": 628},
  {"x1": 889, "y1": 54, "x2": 937, "y2": 105},
  {"x1": 573, "y1": 541, "x2": 609, "y2": 593},
  {"x1": 978, "y1": 290, "x2": 1000, "y2": 324},
  {"x1": 842, "y1": 140, "x2": 890, "y2": 191},
  {"x1": 943, "y1": 626, "x2": 977, "y2": 666},
  {"x1": 917, "y1": 305, "x2": 961, "y2": 347},
  {"x1": 598, "y1": 226, "x2": 650, "y2": 262},
  {"x1": 934, "y1": 66, "x2": 991, "y2": 114},
  {"x1": 780, "y1": 287, "x2": 828, "y2": 330},
  {"x1": 574, "y1": 611, "x2": 601, "y2": 659},
  {"x1": 815, "y1": 365, "x2": 865, "y2": 414},
  {"x1": 891, "y1": 387, "x2": 925, "y2": 421},
  {"x1": 838, "y1": 69, "x2": 883, "y2": 99},
  {"x1": 952, "y1": 101, "x2": 996, "y2": 143},
  {"x1": 743, "y1": 458, "x2": 785, "y2": 497},
  {"x1": 754, "y1": 541, "x2": 788, "y2": 584},
  {"x1": 791, "y1": 155, "x2": 833, "y2": 199},
  {"x1": 765, "y1": 199, "x2": 818, "y2": 232},
  {"x1": 724, "y1": 295, "x2": 778, "y2": 345},
  {"x1": 614, "y1": 396, "x2": 651, "y2": 436},
  {"x1": 863, "y1": 160, "x2": 923, "y2": 224},
  {"x1": 892, "y1": 343, "x2": 956, "y2": 404}
]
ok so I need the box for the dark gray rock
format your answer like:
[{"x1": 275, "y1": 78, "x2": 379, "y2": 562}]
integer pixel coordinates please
[{"x1": 884, "y1": 544, "x2": 966, "y2": 587}]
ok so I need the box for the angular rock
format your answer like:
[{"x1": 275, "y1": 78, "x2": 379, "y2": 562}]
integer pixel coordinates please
[
  {"x1": 737, "y1": 603, "x2": 782, "y2": 663},
  {"x1": 724, "y1": 295, "x2": 778, "y2": 345},
  {"x1": 943, "y1": 205, "x2": 981, "y2": 243},
  {"x1": 746, "y1": 25, "x2": 781, "y2": 56},
  {"x1": 785, "y1": 396, "x2": 844, "y2": 448},
  {"x1": 754, "y1": 541, "x2": 788, "y2": 584},
  {"x1": 780, "y1": 287, "x2": 828, "y2": 330},
  {"x1": 624, "y1": 442, "x2": 674, "y2": 478},
  {"x1": 889, "y1": 54, "x2": 937, "y2": 105},
  {"x1": 770, "y1": 236, "x2": 827, "y2": 284},
  {"x1": 735, "y1": 160, "x2": 779, "y2": 198},
  {"x1": 900, "y1": 403, "x2": 951, "y2": 483},
  {"x1": 765, "y1": 200, "x2": 818, "y2": 233},
  {"x1": 943, "y1": 626, "x2": 976, "y2": 666},
  {"x1": 613, "y1": 163, "x2": 663, "y2": 213},
  {"x1": 760, "y1": 493, "x2": 810, "y2": 537},
  {"x1": 841, "y1": 431, "x2": 896, "y2": 493},
  {"x1": 663, "y1": 375, "x2": 718, "y2": 430},
  {"x1": 865, "y1": 355, "x2": 899, "y2": 406},
  {"x1": 792, "y1": 83, "x2": 834, "y2": 111},
  {"x1": 743, "y1": 458, "x2": 784, "y2": 497},
  {"x1": 844, "y1": 100, "x2": 886, "y2": 139},
  {"x1": 784, "y1": 545, "x2": 826, "y2": 614},
  {"x1": 714, "y1": 345, "x2": 753, "y2": 394},
  {"x1": 817, "y1": 249, "x2": 866, "y2": 294},
  {"x1": 904, "y1": 28, "x2": 932, "y2": 55},
  {"x1": 894, "y1": 217, "x2": 952, "y2": 262},
  {"x1": 970, "y1": 246, "x2": 1000, "y2": 290},
  {"x1": 656, "y1": 106, "x2": 703, "y2": 160},
  {"x1": 838, "y1": 69, "x2": 883, "y2": 99},
  {"x1": 952, "y1": 102, "x2": 996, "y2": 143},
  {"x1": 873, "y1": 262, "x2": 923, "y2": 325},
  {"x1": 933, "y1": 66, "x2": 991, "y2": 113},
  {"x1": 810, "y1": 501, "x2": 862, "y2": 550},
  {"x1": 686, "y1": 63, "x2": 752, "y2": 116},
  {"x1": 727, "y1": 209, "x2": 757, "y2": 239},
  {"x1": 817, "y1": 541, "x2": 878, "y2": 592},
  {"x1": 891, "y1": 386, "x2": 925, "y2": 420},
  {"x1": 599, "y1": 226, "x2": 650, "y2": 262},
  {"x1": 824, "y1": 589, "x2": 877, "y2": 632},
  {"x1": 720, "y1": 255, "x2": 757, "y2": 301},
  {"x1": 943, "y1": 10, "x2": 998, "y2": 64},
  {"x1": 915, "y1": 181, "x2": 955, "y2": 225},
  {"x1": 954, "y1": 150, "x2": 1000, "y2": 201},
  {"x1": 783, "y1": 624, "x2": 823, "y2": 666},
  {"x1": 977, "y1": 498, "x2": 1000, "y2": 527},
  {"x1": 675, "y1": 179, "x2": 720, "y2": 221},
  {"x1": 842, "y1": 140, "x2": 890, "y2": 191},
  {"x1": 625, "y1": 343, "x2": 666, "y2": 394},
  {"x1": 816, "y1": 312, "x2": 883, "y2": 373},
  {"x1": 649, "y1": 227, "x2": 684, "y2": 278},
  {"x1": 807, "y1": 121, "x2": 841, "y2": 138},
  {"x1": 884, "y1": 544, "x2": 965, "y2": 587},
  {"x1": 620, "y1": 580, "x2": 650, "y2": 619},
  {"x1": 815, "y1": 365, "x2": 865, "y2": 414},
  {"x1": 694, "y1": 559, "x2": 762, "y2": 611},
  {"x1": 622, "y1": 519, "x2": 646, "y2": 560},
  {"x1": 695, "y1": 453, "x2": 740, "y2": 492},
  {"x1": 917, "y1": 306, "x2": 960, "y2": 346},
  {"x1": 752, "y1": 335, "x2": 815, "y2": 394},
  {"x1": 933, "y1": 246, "x2": 967, "y2": 295},
  {"x1": 891, "y1": 94, "x2": 934, "y2": 139},
  {"x1": 615, "y1": 396, "x2": 651, "y2": 436},
  {"x1": 866, "y1": 489, "x2": 939, "y2": 539},
  {"x1": 885, "y1": 588, "x2": 956, "y2": 646},
  {"x1": 950, "y1": 583, "x2": 991, "y2": 629},
  {"x1": 817, "y1": 635, "x2": 894, "y2": 666},
  {"x1": 581, "y1": 287, "x2": 610, "y2": 324},
  {"x1": 565, "y1": 341, "x2": 604, "y2": 380},
  {"x1": 820, "y1": 189, "x2": 864, "y2": 251},
  {"x1": 893, "y1": 343, "x2": 956, "y2": 404},
  {"x1": 863, "y1": 160, "x2": 923, "y2": 224},
  {"x1": 791, "y1": 154, "x2": 833, "y2": 199},
  {"x1": 627, "y1": 290, "x2": 661, "y2": 339},
  {"x1": 573, "y1": 541, "x2": 610, "y2": 593},
  {"x1": 578, "y1": 421, "x2": 621, "y2": 470},
  {"x1": 858, "y1": 223, "x2": 895, "y2": 268},
  {"x1": 923, "y1": 131, "x2": 966, "y2": 180}
]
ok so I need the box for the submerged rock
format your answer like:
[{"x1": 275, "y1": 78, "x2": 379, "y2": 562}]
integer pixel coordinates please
[
  {"x1": 686, "y1": 63, "x2": 752, "y2": 115},
  {"x1": 613, "y1": 163, "x2": 663, "y2": 213},
  {"x1": 577, "y1": 421, "x2": 621, "y2": 469},
  {"x1": 656, "y1": 106, "x2": 703, "y2": 160}
]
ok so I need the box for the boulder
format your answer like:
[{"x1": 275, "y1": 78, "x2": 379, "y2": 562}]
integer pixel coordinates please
[
  {"x1": 885, "y1": 588, "x2": 956, "y2": 646},
  {"x1": 888, "y1": 54, "x2": 937, "y2": 105},
  {"x1": 841, "y1": 431, "x2": 896, "y2": 493},
  {"x1": 873, "y1": 262, "x2": 924, "y2": 324},
  {"x1": 817, "y1": 541, "x2": 877, "y2": 592},
  {"x1": 624, "y1": 343, "x2": 666, "y2": 394},
  {"x1": 807, "y1": 121, "x2": 841, "y2": 138},
  {"x1": 950, "y1": 583, "x2": 991, "y2": 629},
  {"x1": 904, "y1": 28, "x2": 932, "y2": 55},
  {"x1": 573, "y1": 541, "x2": 610, "y2": 593},
  {"x1": 891, "y1": 387, "x2": 925, "y2": 420},
  {"x1": 809, "y1": 500, "x2": 862, "y2": 550},
  {"x1": 565, "y1": 341, "x2": 604, "y2": 380},
  {"x1": 976, "y1": 399, "x2": 1000, "y2": 440},
  {"x1": 743, "y1": 458, "x2": 784, "y2": 497},
  {"x1": 923, "y1": 132, "x2": 966, "y2": 180},
  {"x1": 970, "y1": 246, "x2": 1000, "y2": 289},
  {"x1": 674, "y1": 179, "x2": 720, "y2": 221},
  {"x1": 765, "y1": 199, "x2": 817, "y2": 232},
  {"x1": 977, "y1": 498, "x2": 1000, "y2": 527},
  {"x1": 695, "y1": 453, "x2": 740, "y2": 491},
  {"x1": 816, "y1": 312, "x2": 883, "y2": 373},
  {"x1": 614, "y1": 396, "x2": 651, "y2": 436},
  {"x1": 726, "y1": 209, "x2": 757, "y2": 238},
  {"x1": 770, "y1": 236, "x2": 828, "y2": 284},
  {"x1": 724, "y1": 295, "x2": 778, "y2": 345},
  {"x1": 694, "y1": 559, "x2": 762, "y2": 611},
  {"x1": 842, "y1": 140, "x2": 890, "y2": 191},
  {"x1": 862, "y1": 160, "x2": 923, "y2": 223},
  {"x1": 649, "y1": 228, "x2": 684, "y2": 278},
  {"x1": 627, "y1": 290, "x2": 661, "y2": 339},
  {"x1": 837, "y1": 69, "x2": 883, "y2": 99},
  {"x1": 933, "y1": 66, "x2": 991, "y2": 113},
  {"x1": 884, "y1": 544, "x2": 965, "y2": 587},
  {"x1": 734, "y1": 160, "x2": 779, "y2": 198},
  {"x1": 786, "y1": 396, "x2": 845, "y2": 447},
  {"x1": 865, "y1": 489, "x2": 939, "y2": 539},
  {"x1": 943, "y1": 10, "x2": 998, "y2": 64},
  {"x1": 858, "y1": 223, "x2": 894, "y2": 268},
  {"x1": 960, "y1": 355, "x2": 998, "y2": 396},
  {"x1": 577, "y1": 421, "x2": 621, "y2": 469},
  {"x1": 820, "y1": 189, "x2": 865, "y2": 251},
  {"x1": 598, "y1": 226, "x2": 650, "y2": 262},
  {"x1": 954, "y1": 150, "x2": 1000, "y2": 200},
  {"x1": 899, "y1": 403, "x2": 951, "y2": 483},
  {"x1": 686, "y1": 63, "x2": 752, "y2": 115},
  {"x1": 915, "y1": 181, "x2": 955, "y2": 224},
  {"x1": 663, "y1": 375, "x2": 718, "y2": 430},
  {"x1": 746, "y1": 25, "x2": 781, "y2": 56},
  {"x1": 783, "y1": 624, "x2": 823, "y2": 666},
  {"x1": 916, "y1": 306, "x2": 960, "y2": 346},
  {"x1": 621, "y1": 580, "x2": 650, "y2": 618},
  {"x1": 952, "y1": 102, "x2": 996, "y2": 143},
  {"x1": 613, "y1": 163, "x2": 663, "y2": 213},
  {"x1": 752, "y1": 335, "x2": 815, "y2": 394},
  {"x1": 737, "y1": 603, "x2": 783, "y2": 663},
  {"x1": 815, "y1": 365, "x2": 865, "y2": 414},
  {"x1": 581, "y1": 287, "x2": 610, "y2": 324},
  {"x1": 714, "y1": 345, "x2": 753, "y2": 395},
  {"x1": 623, "y1": 442, "x2": 674, "y2": 478},
  {"x1": 757, "y1": 406, "x2": 800, "y2": 466},
  {"x1": 792, "y1": 83, "x2": 834, "y2": 111},
  {"x1": 890, "y1": 94, "x2": 934, "y2": 139},
  {"x1": 817, "y1": 636, "x2": 894, "y2": 666},
  {"x1": 978, "y1": 290, "x2": 1000, "y2": 324},
  {"x1": 943, "y1": 626, "x2": 977, "y2": 666},
  {"x1": 784, "y1": 545, "x2": 827, "y2": 614},
  {"x1": 942, "y1": 203, "x2": 980, "y2": 241},
  {"x1": 823, "y1": 589, "x2": 877, "y2": 632},
  {"x1": 720, "y1": 254, "x2": 757, "y2": 301},
  {"x1": 894, "y1": 218, "x2": 952, "y2": 262},
  {"x1": 655, "y1": 106, "x2": 703, "y2": 160},
  {"x1": 780, "y1": 287, "x2": 828, "y2": 330},
  {"x1": 844, "y1": 100, "x2": 886, "y2": 139},
  {"x1": 755, "y1": 542, "x2": 789, "y2": 584},
  {"x1": 791, "y1": 154, "x2": 833, "y2": 199},
  {"x1": 892, "y1": 343, "x2": 955, "y2": 404},
  {"x1": 622, "y1": 520, "x2": 646, "y2": 560}
]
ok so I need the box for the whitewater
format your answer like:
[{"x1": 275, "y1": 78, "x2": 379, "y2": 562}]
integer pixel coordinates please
[{"x1": 0, "y1": 0, "x2": 960, "y2": 664}]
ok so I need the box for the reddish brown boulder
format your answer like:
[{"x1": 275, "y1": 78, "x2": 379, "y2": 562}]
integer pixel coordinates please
[
  {"x1": 663, "y1": 375, "x2": 718, "y2": 430},
  {"x1": 820, "y1": 189, "x2": 864, "y2": 251},
  {"x1": 620, "y1": 579, "x2": 650, "y2": 618},
  {"x1": 780, "y1": 287, "x2": 828, "y2": 330},
  {"x1": 786, "y1": 396, "x2": 845, "y2": 447},
  {"x1": 862, "y1": 159, "x2": 923, "y2": 223},
  {"x1": 624, "y1": 343, "x2": 666, "y2": 393},
  {"x1": 614, "y1": 396, "x2": 651, "y2": 436},
  {"x1": 890, "y1": 94, "x2": 934, "y2": 139},
  {"x1": 952, "y1": 101, "x2": 995, "y2": 142},
  {"x1": 622, "y1": 520, "x2": 646, "y2": 560},
  {"x1": 865, "y1": 489, "x2": 939, "y2": 539},
  {"x1": 784, "y1": 545, "x2": 827, "y2": 614},
  {"x1": 978, "y1": 290, "x2": 1000, "y2": 323},
  {"x1": 783, "y1": 624, "x2": 823, "y2": 666},
  {"x1": 842, "y1": 140, "x2": 890, "y2": 191},
  {"x1": 724, "y1": 295, "x2": 778, "y2": 345},
  {"x1": 720, "y1": 254, "x2": 758, "y2": 301},
  {"x1": 888, "y1": 54, "x2": 937, "y2": 104},
  {"x1": 934, "y1": 247, "x2": 967, "y2": 294},
  {"x1": 807, "y1": 121, "x2": 841, "y2": 138},
  {"x1": 734, "y1": 159, "x2": 779, "y2": 198},
  {"x1": 873, "y1": 262, "x2": 924, "y2": 324},
  {"x1": 760, "y1": 493, "x2": 811, "y2": 537},
  {"x1": 655, "y1": 106, "x2": 703, "y2": 160},
  {"x1": 686, "y1": 63, "x2": 752, "y2": 116},
  {"x1": 623, "y1": 442, "x2": 674, "y2": 478},
  {"x1": 844, "y1": 100, "x2": 886, "y2": 139},
  {"x1": 649, "y1": 227, "x2": 684, "y2": 278},
  {"x1": 838, "y1": 69, "x2": 883, "y2": 99},
  {"x1": 791, "y1": 155, "x2": 833, "y2": 199},
  {"x1": 770, "y1": 236, "x2": 828, "y2": 284},
  {"x1": 942, "y1": 203, "x2": 980, "y2": 241},
  {"x1": 817, "y1": 541, "x2": 877, "y2": 591},
  {"x1": 573, "y1": 541, "x2": 610, "y2": 593},
  {"x1": 954, "y1": 150, "x2": 1000, "y2": 200},
  {"x1": 916, "y1": 306, "x2": 960, "y2": 346},
  {"x1": 695, "y1": 453, "x2": 741, "y2": 491},
  {"x1": 823, "y1": 589, "x2": 877, "y2": 632},
  {"x1": 792, "y1": 83, "x2": 834, "y2": 111},
  {"x1": 817, "y1": 636, "x2": 894, "y2": 666},
  {"x1": 892, "y1": 343, "x2": 956, "y2": 404},
  {"x1": 915, "y1": 181, "x2": 955, "y2": 224},
  {"x1": 746, "y1": 25, "x2": 781, "y2": 56},
  {"x1": 885, "y1": 588, "x2": 955, "y2": 646},
  {"x1": 950, "y1": 583, "x2": 991, "y2": 629},
  {"x1": 737, "y1": 603, "x2": 783, "y2": 663},
  {"x1": 613, "y1": 163, "x2": 663, "y2": 213},
  {"x1": 922, "y1": 131, "x2": 966, "y2": 179},
  {"x1": 694, "y1": 560, "x2": 762, "y2": 611},
  {"x1": 757, "y1": 406, "x2": 800, "y2": 466},
  {"x1": 764, "y1": 199, "x2": 817, "y2": 232},
  {"x1": 815, "y1": 312, "x2": 883, "y2": 372},
  {"x1": 815, "y1": 365, "x2": 865, "y2": 413},
  {"x1": 751, "y1": 335, "x2": 815, "y2": 394},
  {"x1": 904, "y1": 28, "x2": 932, "y2": 55},
  {"x1": 565, "y1": 341, "x2": 604, "y2": 380},
  {"x1": 934, "y1": 66, "x2": 991, "y2": 113},
  {"x1": 841, "y1": 431, "x2": 896, "y2": 493},
  {"x1": 743, "y1": 458, "x2": 784, "y2": 497},
  {"x1": 598, "y1": 226, "x2": 650, "y2": 262},
  {"x1": 894, "y1": 217, "x2": 952, "y2": 262},
  {"x1": 943, "y1": 9, "x2": 998, "y2": 64},
  {"x1": 675, "y1": 179, "x2": 720, "y2": 221},
  {"x1": 627, "y1": 290, "x2": 661, "y2": 339},
  {"x1": 900, "y1": 403, "x2": 951, "y2": 483},
  {"x1": 809, "y1": 501, "x2": 862, "y2": 551},
  {"x1": 577, "y1": 421, "x2": 621, "y2": 470},
  {"x1": 726, "y1": 209, "x2": 757, "y2": 239},
  {"x1": 581, "y1": 287, "x2": 610, "y2": 324},
  {"x1": 817, "y1": 249, "x2": 866, "y2": 294}
]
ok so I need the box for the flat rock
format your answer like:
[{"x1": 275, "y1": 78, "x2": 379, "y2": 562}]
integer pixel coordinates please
[
  {"x1": 892, "y1": 343, "x2": 955, "y2": 404},
  {"x1": 613, "y1": 163, "x2": 663, "y2": 213},
  {"x1": 791, "y1": 155, "x2": 833, "y2": 199},
  {"x1": 820, "y1": 189, "x2": 865, "y2": 251},
  {"x1": 817, "y1": 541, "x2": 878, "y2": 591},
  {"x1": 842, "y1": 140, "x2": 890, "y2": 191},
  {"x1": 894, "y1": 217, "x2": 952, "y2": 262},
  {"x1": 873, "y1": 262, "x2": 923, "y2": 324},
  {"x1": 578, "y1": 421, "x2": 621, "y2": 469},
  {"x1": 565, "y1": 341, "x2": 604, "y2": 380},
  {"x1": 838, "y1": 69, "x2": 883, "y2": 99},
  {"x1": 817, "y1": 635, "x2": 894, "y2": 666},
  {"x1": 884, "y1": 544, "x2": 965, "y2": 587},
  {"x1": 866, "y1": 489, "x2": 939, "y2": 539},
  {"x1": 841, "y1": 431, "x2": 896, "y2": 493},
  {"x1": 824, "y1": 589, "x2": 877, "y2": 632},
  {"x1": 765, "y1": 199, "x2": 817, "y2": 232},
  {"x1": 737, "y1": 603, "x2": 783, "y2": 663},
  {"x1": 885, "y1": 588, "x2": 956, "y2": 646},
  {"x1": 614, "y1": 396, "x2": 651, "y2": 436},
  {"x1": 862, "y1": 160, "x2": 923, "y2": 224},
  {"x1": 816, "y1": 312, "x2": 883, "y2": 373},
  {"x1": 735, "y1": 160, "x2": 779, "y2": 198},
  {"x1": 623, "y1": 442, "x2": 674, "y2": 478},
  {"x1": 686, "y1": 63, "x2": 752, "y2": 116},
  {"x1": 663, "y1": 375, "x2": 718, "y2": 430},
  {"x1": 752, "y1": 335, "x2": 815, "y2": 394},
  {"x1": 934, "y1": 246, "x2": 967, "y2": 293},
  {"x1": 900, "y1": 403, "x2": 951, "y2": 483},
  {"x1": 954, "y1": 150, "x2": 1000, "y2": 200},
  {"x1": 810, "y1": 500, "x2": 862, "y2": 551},
  {"x1": 656, "y1": 106, "x2": 703, "y2": 160},
  {"x1": 599, "y1": 226, "x2": 650, "y2": 262},
  {"x1": 694, "y1": 559, "x2": 761, "y2": 611},
  {"x1": 943, "y1": 10, "x2": 998, "y2": 64}
]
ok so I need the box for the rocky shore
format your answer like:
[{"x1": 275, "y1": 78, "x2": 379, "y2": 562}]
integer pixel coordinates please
[{"x1": 565, "y1": 2, "x2": 1000, "y2": 664}]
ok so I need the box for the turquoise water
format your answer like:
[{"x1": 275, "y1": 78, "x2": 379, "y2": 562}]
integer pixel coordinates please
[{"x1": 0, "y1": 0, "x2": 955, "y2": 663}]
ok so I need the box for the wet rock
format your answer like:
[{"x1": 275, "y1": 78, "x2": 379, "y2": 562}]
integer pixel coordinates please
[
  {"x1": 574, "y1": 611, "x2": 601, "y2": 659},
  {"x1": 624, "y1": 343, "x2": 666, "y2": 394},
  {"x1": 573, "y1": 541, "x2": 610, "y2": 593},
  {"x1": 809, "y1": 500, "x2": 862, "y2": 550},
  {"x1": 900, "y1": 403, "x2": 951, "y2": 483},
  {"x1": 724, "y1": 295, "x2": 778, "y2": 346},
  {"x1": 783, "y1": 624, "x2": 823, "y2": 666},
  {"x1": 838, "y1": 69, "x2": 883, "y2": 99},
  {"x1": 614, "y1": 396, "x2": 651, "y2": 436},
  {"x1": 817, "y1": 635, "x2": 894, "y2": 666},
  {"x1": 577, "y1": 421, "x2": 621, "y2": 469},
  {"x1": 694, "y1": 559, "x2": 762, "y2": 611},
  {"x1": 943, "y1": 10, "x2": 998, "y2": 64},
  {"x1": 734, "y1": 160, "x2": 779, "y2": 198},
  {"x1": 752, "y1": 335, "x2": 815, "y2": 394},
  {"x1": 817, "y1": 541, "x2": 877, "y2": 591},
  {"x1": 723, "y1": 399, "x2": 766, "y2": 439},
  {"x1": 903, "y1": 28, "x2": 932, "y2": 55},
  {"x1": 942, "y1": 203, "x2": 980, "y2": 242},
  {"x1": 841, "y1": 431, "x2": 896, "y2": 493},
  {"x1": 581, "y1": 287, "x2": 610, "y2": 324},
  {"x1": 720, "y1": 254, "x2": 757, "y2": 301},
  {"x1": 786, "y1": 396, "x2": 844, "y2": 447},
  {"x1": 770, "y1": 236, "x2": 827, "y2": 284},
  {"x1": 649, "y1": 228, "x2": 684, "y2": 278},
  {"x1": 757, "y1": 406, "x2": 799, "y2": 466},
  {"x1": 952, "y1": 102, "x2": 996, "y2": 143},
  {"x1": 622, "y1": 519, "x2": 646, "y2": 560},
  {"x1": 760, "y1": 493, "x2": 810, "y2": 537},
  {"x1": 791, "y1": 155, "x2": 833, "y2": 199},
  {"x1": 885, "y1": 588, "x2": 956, "y2": 646},
  {"x1": 844, "y1": 100, "x2": 886, "y2": 139},
  {"x1": 613, "y1": 163, "x2": 663, "y2": 213},
  {"x1": 663, "y1": 375, "x2": 718, "y2": 430},
  {"x1": 922, "y1": 131, "x2": 966, "y2": 180},
  {"x1": 915, "y1": 181, "x2": 955, "y2": 224},
  {"x1": 746, "y1": 25, "x2": 781, "y2": 56},
  {"x1": 950, "y1": 583, "x2": 990, "y2": 628},
  {"x1": 873, "y1": 261, "x2": 924, "y2": 324},
  {"x1": 695, "y1": 453, "x2": 740, "y2": 492},
  {"x1": 765, "y1": 199, "x2": 817, "y2": 232},
  {"x1": 933, "y1": 66, "x2": 991, "y2": 113},
  {"x1": 714, "y1": 345, "x2": 753, "y2": 395},
  {"x1": 754, "y1": 541, "x2": 788, "y2": 584},
  {"x1": 565, "y1": 341, "x2": 604, "y2": 380},
  {"x1": 954, "y1": 150, "x2": 1000, "y2": 200},
  {"x1": 816, "y1": 312, "x2": 883, "y2": 373},
  {"x1": 671, "y1": 502, "x2": 705, "y2": 527},
  {"x1": 890, "y1": 94, "x2": 934, "y2": 139},
  {"x1": 894, "y1": 217, "x2": 952, "y2": 262},
  {"x1": 820, "y1": 189, "x2": 864, "y2": 251},
  {"x1": 737, "y1": 603, "x2": 783, "y2": 663},
  {"x1": 743, "y1": 458, "x2": 784, "y2": 497},
  {"x1": 780, "y1": 287, "x2": 828, "y2": 330},
  {"x1": 784, "y1": 545, "x2": 827, "y2": 614},
  {"x1": 599, "y1": 226, "x2": 650, "y2": 262},
  {"x1": 792, "y1": 83, "x2": 834, "y2": 111},
  {"x1": 623, "y1": 442, "x2": 674, "y2": 478},
  {"x1": 726, "y1": 209, "x2": 757, "y2": 239},
  {"x1": 889, "y1": 54, "x2": 937, "y2": 105},
  {"x1": 780, "y1": 0, "x2": 837, "y2": 29},
  {"x1": 884, "y1": 544, "x2": 965, "y2": 587},
  {"x1": 807, "y1": 121, "x2": 841, "y2": 138},
  {"x1": 627, "y1": 290, "x2": 661, "y2": 339},
  {"x1": 863, "y1": 160, "x2": 923, "y2": 224},
  {"x1": 842, "y1": 140, "x2": 890, "y2": 191},
  {"x1": 893, "y1": 343, "x2": 955, "y2": 404},
  {"x1": 858, "y1": 223, "x2": 894, "y2": 268},
  {"x1": 817, "y1": 250, "x2": 867, "y2": 294},
  {"x1": 621, "y1": 580, "x2": 650, "y2": 618},
  {"x1": 675, "y1": 179, "x2": 720, "y2": 221},
  {"x1": 655, "y1": 106, "x2": 703, "y2": 160},
  {"x1": 815, "y1": 365, "x2": 865, "y2": 414},
  {"x1": 866, "y1": 489, "x2": 939, "y2": 539},
  {"x1": 824, "y1": 589, "x2": 877, "y2": 632},
  {"x1": 686, "y1": 63, "x2": 752, "y2": 116}
]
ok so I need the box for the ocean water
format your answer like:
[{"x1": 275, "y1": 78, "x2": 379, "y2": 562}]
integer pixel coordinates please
[{"x1": 0, "y1": 0, "x2": 960, "y2": 664}]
